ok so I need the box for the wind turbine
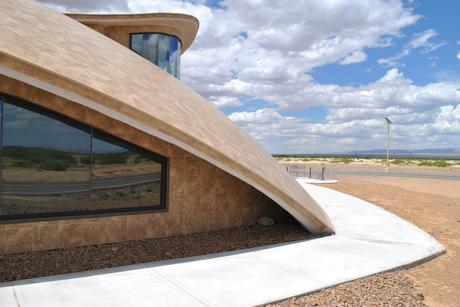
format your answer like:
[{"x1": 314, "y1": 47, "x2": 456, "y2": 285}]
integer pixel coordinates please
[{"x1": 384, "y1": 117, "x2": 392, "y2": 171}]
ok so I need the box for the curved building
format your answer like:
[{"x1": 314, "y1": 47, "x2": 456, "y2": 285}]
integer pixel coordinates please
[
  {"x1": 0, "y1": 0, "x2": 333, "y2": 254},
  {"x1": 66, "y1": 13, "x2": 199, "y2": 78}
]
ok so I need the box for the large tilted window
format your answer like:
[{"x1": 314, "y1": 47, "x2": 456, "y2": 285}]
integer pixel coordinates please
[
  {"x1": 0, "y1": 94, "x2": 168, "y2": 221},
  {"x1": 130, "y1": 33, "x2": 181, "y2": 79}
]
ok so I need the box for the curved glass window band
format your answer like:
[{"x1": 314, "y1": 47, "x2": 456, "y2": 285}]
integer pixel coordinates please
[
  {"x1": 130, "y1": 33, "x2": 181, "y2": 79},
  {"x1": 0, "y1": 93, "x2": 168, "y2": 221}
]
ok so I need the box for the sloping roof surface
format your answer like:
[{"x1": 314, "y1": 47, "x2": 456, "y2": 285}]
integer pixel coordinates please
[{"x1": 0, "y1": 0, "x2": 333, "y2": 233}]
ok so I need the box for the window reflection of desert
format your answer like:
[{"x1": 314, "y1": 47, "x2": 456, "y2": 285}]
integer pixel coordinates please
[
  {"x1": 1, "y1": 148, "x2": 162, "y2": 215},
  {"x1": 2, "y1": 148, "x2": 161, "y2": 182}
]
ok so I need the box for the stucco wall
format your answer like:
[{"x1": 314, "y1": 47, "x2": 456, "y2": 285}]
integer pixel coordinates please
[
  {"x1": 0, "y1": 76, "x2": 290, "y2": 254},
  {"x1": 79, "y1": 23, "x2": 184, "y2": 52}
]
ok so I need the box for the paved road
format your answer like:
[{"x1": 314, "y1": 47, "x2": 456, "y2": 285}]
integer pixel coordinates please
[
  {"x1": 287, "y1": 165, "x2": 460, "y2": 181},
  {"x1": 1, "y1": 173, "x2": 161, "y2": 195},
  {"x1": 4, "y1": 165, "x2": 458, "y2": 197}
]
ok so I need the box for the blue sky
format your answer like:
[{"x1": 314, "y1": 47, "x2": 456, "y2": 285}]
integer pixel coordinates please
[
  {"x1": 39, "y1": 0, "x2": 460, "y2": 154},
  {"x1": 312, "y1": 1, "x2": 460, "y2": 86}
]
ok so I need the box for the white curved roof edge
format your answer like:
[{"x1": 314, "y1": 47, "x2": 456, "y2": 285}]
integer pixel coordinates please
[
  {"x1": 0, "y1": 65, "x2": 332, "y2": 234},
  {"x1": 66, "y1": 12, "x2": 199, "y2": 53}
]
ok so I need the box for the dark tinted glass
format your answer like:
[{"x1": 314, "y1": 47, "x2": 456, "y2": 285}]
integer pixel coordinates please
[
  {"x1": 1, "y1": 97, "x2": 91, "y2": 217},
  {"x1": 91, "y1": 131, "x2": 163, "y2": 211},
  {"x1": 130, "y1": 33, "x2": 181, "y2": 78},
  {"x1": 0, "y1": 95, "x2": 167, "y2": 221}
]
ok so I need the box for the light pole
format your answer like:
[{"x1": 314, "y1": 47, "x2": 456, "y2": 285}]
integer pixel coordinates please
[{"x1": 384, "y1": 117, "x2": 392, "y2": 171}]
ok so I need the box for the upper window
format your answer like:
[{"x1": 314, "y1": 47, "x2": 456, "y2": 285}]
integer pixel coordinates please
[
  {"x1": 0, "y1": 94, "x2": 168, "y2": 221},
  {"x1": 130, "y1": 33, "x2": 181, "y2": 79}
]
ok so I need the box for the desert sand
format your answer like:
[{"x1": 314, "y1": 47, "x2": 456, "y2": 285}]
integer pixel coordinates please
[{"x1": 329, "y1": 176, "x2": 460, "y2": 307}]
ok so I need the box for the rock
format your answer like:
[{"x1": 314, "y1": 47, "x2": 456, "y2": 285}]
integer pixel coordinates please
[{"x1": 257, "y1": 216, "x2": 275, "y2": 226}]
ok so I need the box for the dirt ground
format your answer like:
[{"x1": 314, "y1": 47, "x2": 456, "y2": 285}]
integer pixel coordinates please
[{"x1": 328, "y1": 176, "x2": 460, "y2": 307}]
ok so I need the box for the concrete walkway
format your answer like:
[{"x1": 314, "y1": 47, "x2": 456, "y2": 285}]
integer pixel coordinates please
[{"x1": 0, "y1": 182, "x2": 444, "y2": 307}]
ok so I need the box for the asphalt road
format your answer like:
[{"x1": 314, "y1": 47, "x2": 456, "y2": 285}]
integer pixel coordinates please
[
  {"x1": 286, "y1": 165, "x2": 460, "y2": 181},
  {"x1": 3, "y1": 166, "x2": 459, "y2": 197},
  {"x1": 2, "y1": 173, "x2": 161, "y2": 195}
]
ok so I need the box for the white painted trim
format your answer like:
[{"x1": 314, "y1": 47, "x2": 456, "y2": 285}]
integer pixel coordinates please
[{"x1": 0, "y1": 65, "x2": 331, "y2": 234}]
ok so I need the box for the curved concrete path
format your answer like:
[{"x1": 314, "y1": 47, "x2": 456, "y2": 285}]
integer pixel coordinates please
[{"x1": 0, "y1": 181, "x2": 444, "y2": 307}]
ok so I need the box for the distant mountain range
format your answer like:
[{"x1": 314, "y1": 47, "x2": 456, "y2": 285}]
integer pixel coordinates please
[
  {"x1": 338, "y1": 148, "x2": 460, "y2": 156},
  {"x1": 273, "y1": 148, "x2": 460, "y2": 158}
]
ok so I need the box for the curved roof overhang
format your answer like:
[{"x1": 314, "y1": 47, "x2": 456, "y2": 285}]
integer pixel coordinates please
[
  {"x1": 0, "y1": 0, "x2": 334, "y2": 234},
  {"x1": 66, "y1": 12, "x2": 199, "y2": 53}
]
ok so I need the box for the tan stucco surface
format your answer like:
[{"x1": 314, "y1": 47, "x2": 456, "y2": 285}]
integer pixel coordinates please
[
  {"x1": 0, "y1": 0, "x2": 333, "y2": 233},
  {"x1": 66, "y1": 13, "x2": 199, "y2": 53}
]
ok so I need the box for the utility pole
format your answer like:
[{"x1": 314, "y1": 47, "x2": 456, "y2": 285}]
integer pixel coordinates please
[{"x1": 384, "y1": 117, "x2": 392, "y2": 172}]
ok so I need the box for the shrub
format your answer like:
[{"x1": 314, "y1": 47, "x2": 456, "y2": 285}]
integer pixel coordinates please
[
  {"x1": 39, "y1": 159, "x2": 68, "y2": 171},
  {"x1": 12, "y1": 160, "x2": 34, "y2": 168},
  {"x1": 94, "y1": 152, "x2": 129, "y2": 165},
  {"x1": 134, "y1": 155, "x2": 142, "y2": 164},
  {"x1": 418, "y1": 160, "x2": 448, "y2": 167},
  {"x1": 80, "y1": 156, "x2": 91, "y2": 164},
  {"x1": 432, "y1": 160, "x2": 447, "y2": 167},
  {"x1": 339, "y1": 157, "x2": 353, "y2": 164}
]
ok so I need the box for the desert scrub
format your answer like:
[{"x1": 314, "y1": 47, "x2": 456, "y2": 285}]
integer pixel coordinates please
[
  {"x1": 339, "y1": 157, "x2": 354, "y2": 164},
  {"x1": 418, "y1": 160, "x2": 448, "y2": 167},
  {"x1": 392, "y1": 159, "x2": 407, "y2": 165},
  {"x1": 433, "y1": 160, "x2": 448, "y2": 167}
]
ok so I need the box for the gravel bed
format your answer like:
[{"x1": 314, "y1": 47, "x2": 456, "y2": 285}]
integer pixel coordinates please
[
  {"x1": 0, "y1": 223, "x2": 311, "y2": 283},
  {"x1": 266, "y1": 271, "x2": 426, "y2": 307},
  {"x1": 1, "y1": 219, "x2": 427, "y2": 306}
]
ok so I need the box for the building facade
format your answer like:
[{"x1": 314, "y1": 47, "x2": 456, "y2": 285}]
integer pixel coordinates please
[{"x1": 0, "y1": 0, "x2": 333, "y2": 254}]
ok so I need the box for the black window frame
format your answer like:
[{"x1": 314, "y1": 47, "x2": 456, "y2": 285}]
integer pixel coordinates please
[{"x1": 0, "y1": 93, "x2": 169, "y2": 223}]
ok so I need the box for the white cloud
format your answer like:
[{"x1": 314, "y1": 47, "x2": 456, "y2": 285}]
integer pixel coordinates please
[
  {"x1": 227, "y1": 107, "x2": 393, "y2": 153},
  {"x1": 229, "y1": 108, "x2": 285, "y2": 124},
  {"x1": 228, "y1": 68, "x2": 460, "y2": 153},
  {"x1": 407, "y1": 29, "x2": 437, "y2": 49},
  {"x1": 37, "y1": 0, "x2": 129, "y2": 12},
  {"x1": 340, "y1": 51, "x2": 367, "y2": 65},
  {"x1": 208, "y1": 96, "x2": 242, "y2": 108},
  {"x1": 276, "y1": 69, "x2": 460, "y2": 111},
  {"x1": 434, "y1": 104, "x2": 460, "y2": 133},
  {"x1": 378, "y1": 29, "x2": 445, "y2": 67},
  {"x1": 457, "y1": 51, "x2": 460, "y2": 61}
]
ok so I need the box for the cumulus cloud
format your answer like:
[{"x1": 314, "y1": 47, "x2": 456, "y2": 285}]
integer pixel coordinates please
[
  {"x1": 228, "y1": 108, "x2": 286, "y2": 124},
  {"x1": 37, "y1": 0, "x2": 129, "y2": 12},
  {"x1": 228, "y1": 68, "x2": 460, "y2": 153},
  {"x1": 457, "y1": 51, "x2": 460, "y2": 61},
  {"x1": 434, "y1": 104, "x2": 460, "y2": 133},
  {"x1": 340, "y1": 51, "x2": 367, "y2": 65},
  {"x1": 209, "y1": 96, "x2": 242, "y2": 108},
  {"x1": 275, "y1": 68, "x2": 460, "y2": 111},
  {"x1": 228, "y1": 107, "x2": 391, "y2": 152}
]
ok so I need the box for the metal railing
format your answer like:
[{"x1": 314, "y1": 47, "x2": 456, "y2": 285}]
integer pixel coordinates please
[{"x1": 285, "y1": 164, "x2": 326, "y2": 180}]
